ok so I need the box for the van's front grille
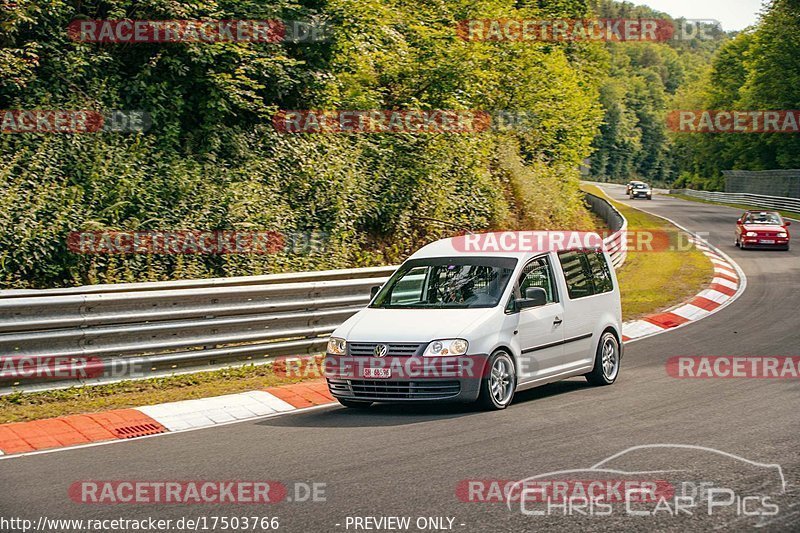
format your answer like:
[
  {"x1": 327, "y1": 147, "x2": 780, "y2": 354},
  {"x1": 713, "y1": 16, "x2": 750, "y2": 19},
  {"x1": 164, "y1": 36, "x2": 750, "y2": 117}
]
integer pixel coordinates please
[
  {"x1": 347, "y1": 342, "x2": 424, "y2": 357},
  {"x1": 327, "y1": 378, "x2": 460, "y2": 400}
]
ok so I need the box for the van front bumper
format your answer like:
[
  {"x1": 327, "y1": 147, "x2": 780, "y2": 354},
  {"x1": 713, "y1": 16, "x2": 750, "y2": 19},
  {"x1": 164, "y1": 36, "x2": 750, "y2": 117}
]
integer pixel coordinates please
[{"x1": 324, "y1": 354, "x2": 490, "y2": 403}]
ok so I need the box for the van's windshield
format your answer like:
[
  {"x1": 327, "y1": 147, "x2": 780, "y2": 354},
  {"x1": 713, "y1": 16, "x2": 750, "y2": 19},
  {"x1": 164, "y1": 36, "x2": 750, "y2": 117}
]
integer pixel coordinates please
[{"x1": 370, "y1": 257, "x2": 517, "y2": 309}]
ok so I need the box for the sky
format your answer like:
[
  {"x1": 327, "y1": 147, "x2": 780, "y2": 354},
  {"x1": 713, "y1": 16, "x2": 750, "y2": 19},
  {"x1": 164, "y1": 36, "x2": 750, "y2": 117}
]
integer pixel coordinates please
[{"x1": 638, "y1": 0, "x2": 765, "y2": 31}]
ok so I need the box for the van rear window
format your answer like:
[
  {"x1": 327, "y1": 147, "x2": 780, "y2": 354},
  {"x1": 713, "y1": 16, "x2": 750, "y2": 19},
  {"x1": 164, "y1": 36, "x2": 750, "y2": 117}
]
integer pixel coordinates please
[
  {"x1": 557, "y1": 251, "x2": 594, "y2": 299},
  {"x1": 557, "y1": 250, "x2": 613, "y2": 299},
  {"x1": 585, "y1": 251, "x2": 614, "y2": 294}
]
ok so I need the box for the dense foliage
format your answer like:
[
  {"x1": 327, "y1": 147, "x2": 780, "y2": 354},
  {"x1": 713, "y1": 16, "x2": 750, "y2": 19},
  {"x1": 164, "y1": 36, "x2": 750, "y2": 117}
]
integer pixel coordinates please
[
  {"x1": 1, "y1": 0, "x2": 603, "y2": 288},
  {"x1": 586, "y1": 0, "x2": 727, "y2": 186},
  {"x1": 671, "y1": 0, "x2": 800, "y2": 190},
  {"x1": 588, "y1": 0, "x2": 800, "y2": 190},
  {"x1": 3, "y1": 0, "x2": 789, "y2": 288}
]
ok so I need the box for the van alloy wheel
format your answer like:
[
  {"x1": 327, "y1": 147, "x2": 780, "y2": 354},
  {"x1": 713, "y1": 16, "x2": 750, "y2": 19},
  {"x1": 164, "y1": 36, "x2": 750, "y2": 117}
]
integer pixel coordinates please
[
  {"x1": 490, "y1": 357, "x2": 514, "y2": 405},
  {"x1": 585, "y1": 331, "x2": 620, "y2": 386},
  {"x1": 478, "y1": 351, "x2": 516, "y2": 410},
  {"x1": 601, "y1": 336, "x2": 620, "y2": 381}
]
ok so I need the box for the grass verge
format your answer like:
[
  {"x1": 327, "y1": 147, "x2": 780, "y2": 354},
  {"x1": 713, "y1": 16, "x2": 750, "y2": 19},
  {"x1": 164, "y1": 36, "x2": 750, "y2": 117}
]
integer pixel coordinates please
[
  {"x1": 0, "y1": 365, "x2": 308, "y2": 424},
  {"x1": 0, "y1": 192, "x2": 715, "y2": 424},
  {"x1": 582, "y1": 185, "x2": 714, "y2": 320}
]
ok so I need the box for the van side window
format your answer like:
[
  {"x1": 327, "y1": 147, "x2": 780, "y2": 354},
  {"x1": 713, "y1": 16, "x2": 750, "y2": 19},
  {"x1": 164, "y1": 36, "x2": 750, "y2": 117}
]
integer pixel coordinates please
[
  {"x1": 518, "y1": 256, "x2": 558, "y2": 303},
  {"x1": 557, "y1": 250, "x2": 594, "y2": 299},
  {"x1": 585, "y1": 251, "x2": 614, "y2": 294}
]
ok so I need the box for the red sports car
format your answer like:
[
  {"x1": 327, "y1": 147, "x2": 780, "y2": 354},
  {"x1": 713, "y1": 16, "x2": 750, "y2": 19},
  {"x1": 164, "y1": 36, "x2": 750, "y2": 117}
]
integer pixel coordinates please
[{"x1": 735, "y1": 210, "x2": 791, "y2": 250}]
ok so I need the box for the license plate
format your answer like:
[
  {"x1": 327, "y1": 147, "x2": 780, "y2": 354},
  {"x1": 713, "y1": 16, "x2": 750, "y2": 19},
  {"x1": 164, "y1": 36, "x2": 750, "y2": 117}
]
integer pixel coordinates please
[
  {"x1": 363, "y1": 368, "x2": 391, "y2": 379},
  {"x1": 760, "y1": 239, "x2": 775, "y2": 244}
]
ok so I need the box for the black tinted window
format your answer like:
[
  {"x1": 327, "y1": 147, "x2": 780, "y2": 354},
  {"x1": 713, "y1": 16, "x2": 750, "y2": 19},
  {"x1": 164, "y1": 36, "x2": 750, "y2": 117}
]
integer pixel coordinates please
[
  {"x1": 585, "y1": 251, "x2": 614, "y2": 294},
  {"x1": 557, "y1": 251, "x2": 594, "y2": 299}
]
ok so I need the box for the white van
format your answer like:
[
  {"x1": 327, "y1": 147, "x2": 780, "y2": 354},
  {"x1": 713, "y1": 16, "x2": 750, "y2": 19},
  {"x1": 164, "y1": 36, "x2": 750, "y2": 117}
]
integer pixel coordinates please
[{"x1": 324, "y1": 236, "x2": 623, "y2": 410}]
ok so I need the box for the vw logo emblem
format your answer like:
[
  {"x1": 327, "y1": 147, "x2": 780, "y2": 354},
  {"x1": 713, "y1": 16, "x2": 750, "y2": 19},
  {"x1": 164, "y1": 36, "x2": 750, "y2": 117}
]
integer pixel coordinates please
[{"x1": 374, "y1": 344, "x2": 388, "y2": 358}]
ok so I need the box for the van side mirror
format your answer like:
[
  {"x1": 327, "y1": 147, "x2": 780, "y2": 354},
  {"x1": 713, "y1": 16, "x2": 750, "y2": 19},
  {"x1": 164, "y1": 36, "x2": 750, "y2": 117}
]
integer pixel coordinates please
[
  {"x1": 370, "y1": 285, "x2": 381, "y2": 299},
  {"x1": 515, "y1": 287, "x2": 547, "y2": 311}
]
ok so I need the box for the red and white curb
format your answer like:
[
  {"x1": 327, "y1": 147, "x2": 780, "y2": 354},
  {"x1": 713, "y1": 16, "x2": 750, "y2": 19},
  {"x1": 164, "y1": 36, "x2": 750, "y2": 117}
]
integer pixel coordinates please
[
  {"x1": 0, "y1": 233, "x2": 746, "y2": 459},
  {"x1": 621, "y1": 235, "x2": 746, "y2": 343},
  {"x1": 0, "y1": 382, "x2": 336, "y2": 458}
]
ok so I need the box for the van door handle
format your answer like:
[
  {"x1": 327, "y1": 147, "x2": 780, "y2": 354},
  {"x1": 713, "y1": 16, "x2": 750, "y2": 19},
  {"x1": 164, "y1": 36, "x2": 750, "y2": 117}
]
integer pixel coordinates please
[{"x1": 553, "y1": 316, "x2": 563, "y2": 325}]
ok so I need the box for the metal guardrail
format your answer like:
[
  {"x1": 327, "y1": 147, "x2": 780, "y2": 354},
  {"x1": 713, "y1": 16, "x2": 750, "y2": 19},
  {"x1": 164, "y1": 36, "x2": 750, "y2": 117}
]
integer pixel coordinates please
[
  {"x1": 670, "y1": 189, "x2": 800, "y2": 215},
  {"x1": 0, "y1": 194, "x2": 626, "y2": 394},
  {"x1": 584, "y1": 192, "x2": 628, "y2": 268},
  {"x1": 0, "y1": 268, "x2": 395, "y2": 393},
  {"x1": 0, "y1": 266, "x2": 398, "y2": 299}
]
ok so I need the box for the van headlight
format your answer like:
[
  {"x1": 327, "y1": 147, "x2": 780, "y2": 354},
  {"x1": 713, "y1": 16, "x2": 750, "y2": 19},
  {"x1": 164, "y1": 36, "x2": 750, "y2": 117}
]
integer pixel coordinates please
[
  {"x1": 327, "y1": 337, "x2": 347, "y2": 355},
  {"x1": 423, "y1": 339, "x2": 469, "y2": 357}
]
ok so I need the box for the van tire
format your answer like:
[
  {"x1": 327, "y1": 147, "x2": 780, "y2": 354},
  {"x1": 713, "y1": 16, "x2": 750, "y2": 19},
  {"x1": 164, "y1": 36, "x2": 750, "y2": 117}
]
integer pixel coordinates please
[
  {"x1": 338, "y1": 399, "x2": 372, "y2": 409},
  {"x1": 477, "y1": 350, "x2": 516, "y2": 410},
  {"x1": 585, "y1": 331, "x2": 620, "y2": 386}
]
